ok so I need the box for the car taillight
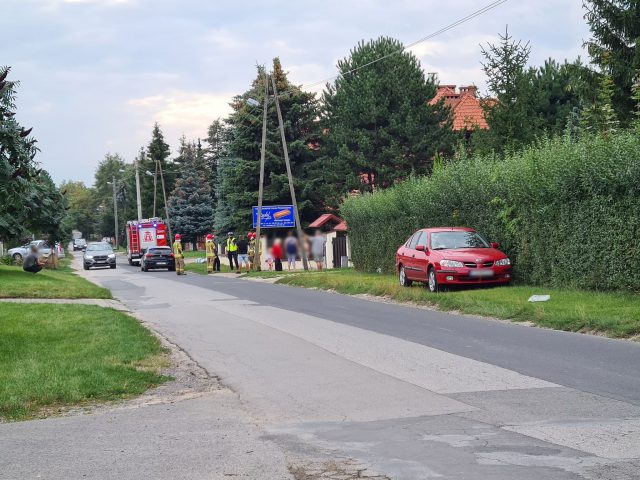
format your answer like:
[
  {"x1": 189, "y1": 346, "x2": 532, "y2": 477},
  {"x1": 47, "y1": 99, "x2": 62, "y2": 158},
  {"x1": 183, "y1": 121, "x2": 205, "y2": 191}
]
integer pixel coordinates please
[{"x1": 170, "y1": 253, "x2": 175, "y2": 258}]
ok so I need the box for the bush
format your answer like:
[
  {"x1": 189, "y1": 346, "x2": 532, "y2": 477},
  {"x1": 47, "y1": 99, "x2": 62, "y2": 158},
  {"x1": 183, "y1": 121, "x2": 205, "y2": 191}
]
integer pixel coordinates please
[{"x1": 341, "y1": 133, "x2": 640, "y2": 290}]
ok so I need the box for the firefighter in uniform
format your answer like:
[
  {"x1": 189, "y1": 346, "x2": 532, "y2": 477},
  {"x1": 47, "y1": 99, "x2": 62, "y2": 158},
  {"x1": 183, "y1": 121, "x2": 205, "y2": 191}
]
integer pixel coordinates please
[
  {"x1": 226, "y1": 232, "x2": 238, "y2": 271},
  {"x1": 205, "y1": 234, "x2": 219, "y2": 274},
  {"x1": 248, "y1": 232, "x2": 262, "y2": 271},
  {"x1": 173, "y1": 234, "x2": 185, "y2": 275}
]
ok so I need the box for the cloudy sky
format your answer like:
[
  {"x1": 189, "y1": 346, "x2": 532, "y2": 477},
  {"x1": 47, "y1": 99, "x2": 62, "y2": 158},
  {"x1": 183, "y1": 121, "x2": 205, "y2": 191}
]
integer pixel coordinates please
[{"x1": 1, "y1": 0, "x2": 590, "y2": 185}]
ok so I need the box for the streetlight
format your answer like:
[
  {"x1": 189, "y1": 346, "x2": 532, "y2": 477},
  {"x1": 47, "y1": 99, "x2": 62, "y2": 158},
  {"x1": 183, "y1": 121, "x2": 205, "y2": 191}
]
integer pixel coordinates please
[{"x1": 107, "y1": 168, "x2": 126, "y2": 250}]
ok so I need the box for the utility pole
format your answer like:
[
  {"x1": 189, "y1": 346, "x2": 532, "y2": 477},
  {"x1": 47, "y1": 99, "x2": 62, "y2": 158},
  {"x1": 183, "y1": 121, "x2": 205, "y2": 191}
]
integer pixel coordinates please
[
  {"x1": 254, "y1": 72, "x2": 269, "y2": 271},
  {"x1": 157, "y1": 159, "x2": 172, "y2": 243},
  {"x1": 152, "y1": 157, "x2": 158, "y2": 218},
  {"x1": 135, "y1": 154, "x2": 143, "y2": 221},
  {"x1": 271, "y1": 74, "x2": 309, "y2": 270},
  {"x1": 112, "y1": 175, "x2": 119, "y2": 250}
]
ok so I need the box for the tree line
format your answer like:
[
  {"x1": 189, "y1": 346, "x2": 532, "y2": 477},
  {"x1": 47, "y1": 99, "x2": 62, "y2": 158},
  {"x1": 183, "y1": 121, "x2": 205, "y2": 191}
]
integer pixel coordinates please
[{"x1": 6, "y1": 0, "x2": 638, "y2": 247}]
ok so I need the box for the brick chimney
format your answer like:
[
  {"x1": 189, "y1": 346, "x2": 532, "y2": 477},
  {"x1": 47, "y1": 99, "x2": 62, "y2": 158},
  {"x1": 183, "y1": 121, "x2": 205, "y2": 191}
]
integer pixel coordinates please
[{"x1": 459, "y1": 85, "x2": 478, "y2": 97}]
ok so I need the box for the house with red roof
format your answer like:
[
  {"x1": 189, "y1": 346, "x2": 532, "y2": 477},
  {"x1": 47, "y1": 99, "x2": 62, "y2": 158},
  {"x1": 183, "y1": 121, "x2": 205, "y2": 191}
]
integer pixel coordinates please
[{"x1": 429, "y1": 85, "x2": 490, "y2": 134}]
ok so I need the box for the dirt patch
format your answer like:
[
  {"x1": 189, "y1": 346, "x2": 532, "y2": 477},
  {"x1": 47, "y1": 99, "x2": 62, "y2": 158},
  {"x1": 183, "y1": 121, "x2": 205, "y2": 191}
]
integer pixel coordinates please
[{"x1": 288, "y1": 459, "x2": 390, "y2": 480}]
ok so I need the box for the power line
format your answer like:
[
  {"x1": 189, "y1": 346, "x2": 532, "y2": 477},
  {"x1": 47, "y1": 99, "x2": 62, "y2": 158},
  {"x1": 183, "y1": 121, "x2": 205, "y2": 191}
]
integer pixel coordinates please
[{"x1": 286, "y1": 0, "x2": 510, "y2": 95}]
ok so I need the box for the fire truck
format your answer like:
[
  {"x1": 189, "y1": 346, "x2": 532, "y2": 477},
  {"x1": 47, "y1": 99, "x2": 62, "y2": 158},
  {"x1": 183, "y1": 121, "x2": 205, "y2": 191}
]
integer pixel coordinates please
[{"x1": 125, "y1": 218, "x2": 169, "y2": 265}]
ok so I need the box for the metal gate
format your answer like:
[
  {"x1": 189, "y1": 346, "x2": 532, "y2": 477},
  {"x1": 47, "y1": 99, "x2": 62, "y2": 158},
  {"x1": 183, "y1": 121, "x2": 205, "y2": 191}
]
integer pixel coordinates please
[{"x1": 332, "y1": 235, "x2": 348, "y2": 268}]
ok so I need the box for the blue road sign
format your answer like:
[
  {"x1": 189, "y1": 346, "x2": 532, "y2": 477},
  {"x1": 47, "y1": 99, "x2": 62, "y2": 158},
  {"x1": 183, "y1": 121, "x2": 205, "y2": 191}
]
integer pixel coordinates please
[{"x1": 252, "y1": 205, "x2": 295, "y2": 228}]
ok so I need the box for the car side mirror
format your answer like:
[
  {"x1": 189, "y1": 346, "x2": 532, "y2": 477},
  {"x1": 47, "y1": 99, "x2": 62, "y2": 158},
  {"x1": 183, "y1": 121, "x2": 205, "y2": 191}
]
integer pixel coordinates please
[
  {"x1": 491, "y1": 242, "x2": 499, "y2": 249},
  {"x1": 415, "y1": 245, "x2": 426, "y2": 252}
]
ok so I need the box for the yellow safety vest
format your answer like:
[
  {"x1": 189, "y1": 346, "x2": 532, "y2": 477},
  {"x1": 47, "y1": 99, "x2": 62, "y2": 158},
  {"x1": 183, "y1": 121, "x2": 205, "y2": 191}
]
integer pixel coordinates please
[
  {"x1": 172, "y1": 240, "x2": 183, "y2": 258},
  {"x1": 226, "y1": 238, "x2": 237, "y2": 253},
  {"x1": 205, "y1": 240, "x2": 217, "y2": 257}
]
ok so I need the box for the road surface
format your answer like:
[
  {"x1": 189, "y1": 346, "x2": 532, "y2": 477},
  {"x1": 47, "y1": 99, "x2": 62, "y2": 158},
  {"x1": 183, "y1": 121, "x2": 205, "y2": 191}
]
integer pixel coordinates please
[{"x1": 3, "y1": 258, "x2": 640, "y2": 479}]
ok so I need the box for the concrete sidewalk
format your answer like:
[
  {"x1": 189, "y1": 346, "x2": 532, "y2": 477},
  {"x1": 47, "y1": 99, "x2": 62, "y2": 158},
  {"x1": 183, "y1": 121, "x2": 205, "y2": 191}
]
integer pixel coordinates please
[{"x1": 0, "y1": 297, "x2": 128, "y2": 310}]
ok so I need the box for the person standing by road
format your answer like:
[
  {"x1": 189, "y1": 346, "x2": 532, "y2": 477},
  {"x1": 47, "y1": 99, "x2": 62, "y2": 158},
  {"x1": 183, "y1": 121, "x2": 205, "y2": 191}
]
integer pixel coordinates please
[
  {"x1": 226, "y1": 232, "x2": 239, "y2": 272},
  {"x1": 272, "y1": 238, "x2": 283, "y2": 272},
  {"x1": 205, "y1": 234, "x2": 219, "y2": 274},
  {"x1": 310, "y1": 230, "x2": 327, "y2": 270},
  {"x1": 284, "y1": 231, "x2": 298, "y2": 271},
  {"x1": 236, "y1": 234, "x2": 250, "y2": 274},
  {"x1": 173, "y1": 234, "x2": 185, "y2": 275},
  {"x1": 248, "y1": 232, "x2": 262, "y2": 271}
]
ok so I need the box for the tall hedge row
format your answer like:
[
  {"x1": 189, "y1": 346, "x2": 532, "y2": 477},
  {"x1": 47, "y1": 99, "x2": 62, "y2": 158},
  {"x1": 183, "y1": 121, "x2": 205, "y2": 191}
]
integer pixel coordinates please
[{"x1": 341, "y1": 133, "x2": 640, "y2": 290}]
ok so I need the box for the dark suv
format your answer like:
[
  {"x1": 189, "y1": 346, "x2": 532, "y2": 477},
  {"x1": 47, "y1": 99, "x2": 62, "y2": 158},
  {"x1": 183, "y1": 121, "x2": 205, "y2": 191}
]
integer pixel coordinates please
[
  {"x1": 73, "y1": 238, "x2": 87, "y2": 251},
  {"x1": 83, "y1": 242, "x2": 116, "y2": 270},
  {"x1": 140, "y1": 246, "x2": 175, "y2": 272}
]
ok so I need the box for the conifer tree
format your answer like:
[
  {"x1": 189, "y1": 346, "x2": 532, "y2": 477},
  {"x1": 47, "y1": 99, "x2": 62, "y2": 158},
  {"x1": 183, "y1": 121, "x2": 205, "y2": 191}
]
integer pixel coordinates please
[
  {"x1": 168, "y1": 142, "x2": 215, "y2": 249},
  {"x1": 584, "y1": 0, "x2": 640, "y2": 124}
]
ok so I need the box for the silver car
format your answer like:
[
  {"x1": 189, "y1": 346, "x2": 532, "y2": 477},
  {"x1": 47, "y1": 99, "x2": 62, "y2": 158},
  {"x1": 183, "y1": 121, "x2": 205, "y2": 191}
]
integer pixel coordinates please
[
  {"x1": 8, "y1": 240, "x2": 52, "y2": 262},
  {"x1": 83, "y1": 242, "x2": 116, "y2": 270}
]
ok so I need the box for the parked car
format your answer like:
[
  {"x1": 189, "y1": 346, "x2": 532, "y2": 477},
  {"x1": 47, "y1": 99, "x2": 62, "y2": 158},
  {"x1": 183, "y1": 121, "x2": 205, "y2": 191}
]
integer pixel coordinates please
[
  {"x1": 396, "y1": 227, "x2": 512, "y2": 292},
  {"x1": 73, "y1": 238, "x2": 87, "y2": 251},
  {"x1": 83, "y1": 242, "x2": 116, "y2": 270},
  {"x1": 8, "y1": 240, "x2": 52, "y2": 263},
  {"x1": 140, "y1": 246, "x2": 175, "y2": 272}
]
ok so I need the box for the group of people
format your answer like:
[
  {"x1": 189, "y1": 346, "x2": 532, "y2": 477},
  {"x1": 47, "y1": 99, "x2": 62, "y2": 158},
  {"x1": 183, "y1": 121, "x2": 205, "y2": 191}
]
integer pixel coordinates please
[{"x1": 170, "y1": 229, "x2": 328, "y2": 276}]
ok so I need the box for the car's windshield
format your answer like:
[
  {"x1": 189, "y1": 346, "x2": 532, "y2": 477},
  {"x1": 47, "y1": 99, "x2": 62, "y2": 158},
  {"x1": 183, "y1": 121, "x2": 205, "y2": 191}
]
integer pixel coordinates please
[
  {"x1": 76, "y1": 239, "x2": 86, "y2": 244},
  {"x1": 430, "y1": 231, "x2": 489, "y2": 250},
  {"x1": 86, "y1": 242, "x2": 112, "y2": 252},
  {"x1": 148, "y1": 248, "x2": 171, "y2": 254}
]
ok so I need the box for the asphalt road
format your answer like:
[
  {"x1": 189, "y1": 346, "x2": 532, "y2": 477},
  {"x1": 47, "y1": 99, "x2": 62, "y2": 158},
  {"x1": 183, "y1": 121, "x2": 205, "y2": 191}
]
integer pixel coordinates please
[
  {"x1": 176, "y1": 268, "x2": 640, "y2": 405},
  {"x1": 4, "y1": 259, "x2": 639, "y2": 479}
]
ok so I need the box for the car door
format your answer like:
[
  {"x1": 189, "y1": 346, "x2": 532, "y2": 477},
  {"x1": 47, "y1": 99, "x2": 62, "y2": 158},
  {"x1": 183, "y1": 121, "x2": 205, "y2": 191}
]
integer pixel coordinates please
[
  {"x1": 404, "y1": 231, "x2": 424, "y2": 280},
  {"x1": 411, "y1": 231, "x2": 429, "y2": 280}
]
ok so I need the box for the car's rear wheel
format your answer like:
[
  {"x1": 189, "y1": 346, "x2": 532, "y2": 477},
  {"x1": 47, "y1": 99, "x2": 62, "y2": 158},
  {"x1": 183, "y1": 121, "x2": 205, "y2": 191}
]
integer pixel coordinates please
[
  {"x1": 399, "y1": 265, "x2": 413, "y2": 287},
  {"x1": 128, "y1": 258, "x2": 133, "y2": 266},
  {"x1": 428, "y1": 267, "x2": 439, "y2": 293},
  {"x1": 12, "y1": 253, "x2": 23, "y2": 264}
]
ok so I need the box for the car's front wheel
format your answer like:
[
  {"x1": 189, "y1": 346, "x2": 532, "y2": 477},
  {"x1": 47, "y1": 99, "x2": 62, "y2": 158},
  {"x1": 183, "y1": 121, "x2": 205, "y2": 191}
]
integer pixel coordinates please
[
  {"x1": 12, "y1": 253, "x2": 23, "y2": 263},
  {"x1": 428, "y1": 267, "x2": 439, "y2": 293},
  {"x1": 399, "y1": 265, "x2": 413, "y2": 287},
  {"x1": 110, "y1": 265, "x2": 116, "y2": 269},
  {"x1": 83, "y1": 264, "x2": 89, "y2": 270}
]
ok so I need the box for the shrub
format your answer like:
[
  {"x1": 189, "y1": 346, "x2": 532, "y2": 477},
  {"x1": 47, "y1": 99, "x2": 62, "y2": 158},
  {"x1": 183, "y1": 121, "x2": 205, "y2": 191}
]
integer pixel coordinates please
[{"x1": 341, "y1": 132, "x2": 640, "y2": 290}]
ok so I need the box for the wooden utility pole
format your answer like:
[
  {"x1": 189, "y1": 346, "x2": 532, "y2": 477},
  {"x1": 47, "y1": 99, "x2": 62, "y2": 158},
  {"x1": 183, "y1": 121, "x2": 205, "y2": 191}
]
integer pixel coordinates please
[
  {"x1": 271, "y1": 75, "x2": 309, "y2": 270},
  {"x1": 152, "y1": 157, "x2": 158, "y2": 218},
  {"x1": 112, "y1": 175, "x2": 119, "y2": 249},
  {"x1": 157, "y1": 159, "x2": 172, "y2": 243},
  {"x1": 254, "y1": 73, "x2": 269, "y2": 271}
]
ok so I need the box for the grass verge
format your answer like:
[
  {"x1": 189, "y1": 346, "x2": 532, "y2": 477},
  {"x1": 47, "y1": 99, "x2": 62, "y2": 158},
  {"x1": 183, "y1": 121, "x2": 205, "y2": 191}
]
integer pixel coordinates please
[
  {"x1": 0, "y1": 262, "x2": 111, "y2": 299},
  {"x1": 184, "y1": 261, "x2": 235, "y2": 275},
  {"x1": 276, "y1": 269, "x2": 640, "y2": 339},
  {"x1": 0, "y1": 303, "x2": 170, "y2": 421}
]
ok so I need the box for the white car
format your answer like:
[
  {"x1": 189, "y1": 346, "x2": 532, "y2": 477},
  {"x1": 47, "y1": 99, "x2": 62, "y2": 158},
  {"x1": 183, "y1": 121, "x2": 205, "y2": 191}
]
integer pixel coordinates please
[{"x1": 8, "y1": 240, "x2": 64, "y2": 262}]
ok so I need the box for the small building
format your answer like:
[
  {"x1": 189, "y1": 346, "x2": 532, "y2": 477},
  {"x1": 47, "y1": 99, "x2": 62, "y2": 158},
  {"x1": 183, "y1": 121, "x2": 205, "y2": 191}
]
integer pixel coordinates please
[
  {"x1": 308, "y1": 214, "x2": 350, "y2": 269},
  {"x1": 429, "y1": 85, "x2": 489, "y2": 136}
]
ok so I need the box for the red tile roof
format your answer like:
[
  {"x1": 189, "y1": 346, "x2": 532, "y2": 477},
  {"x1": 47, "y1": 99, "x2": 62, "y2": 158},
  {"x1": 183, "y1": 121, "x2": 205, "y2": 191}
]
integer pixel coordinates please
[
  {"x1": 334, "y1": 220, "x2": 348, "y2": 232},
  {"x1": 309, "y1": 213, "x2": 342, "y2": 229},
  {"x1": 429, "y1": 85, "x2": 489, "y2": 131}
]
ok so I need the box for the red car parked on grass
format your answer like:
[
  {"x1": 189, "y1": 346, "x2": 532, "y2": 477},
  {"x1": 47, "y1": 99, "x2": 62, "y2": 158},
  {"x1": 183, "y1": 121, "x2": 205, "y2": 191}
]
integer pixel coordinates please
[{"x1": 396, "y1": 227, "x2": 512, "y2": 292}]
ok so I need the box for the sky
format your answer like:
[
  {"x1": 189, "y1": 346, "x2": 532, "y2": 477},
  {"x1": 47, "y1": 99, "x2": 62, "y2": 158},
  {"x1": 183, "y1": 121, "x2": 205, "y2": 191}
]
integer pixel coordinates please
[{"x1": 1, "y1": 0, "x2": 590, "y2": 185}]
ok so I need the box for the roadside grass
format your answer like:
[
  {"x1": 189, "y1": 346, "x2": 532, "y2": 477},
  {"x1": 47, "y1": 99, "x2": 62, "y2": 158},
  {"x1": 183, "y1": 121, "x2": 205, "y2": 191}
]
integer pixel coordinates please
[
  {"x1": 184, "y1": 261, "x2": 234, "y2": 275},
  {"x1": 276, "y1": 269, "x2": 640, "y2": 339},
  {"x1": 0, "y1": 303, "x2": 170, "y2": 421},
  {"x1": 0, "y1": 261, "x2": 112, "y2": 299}
]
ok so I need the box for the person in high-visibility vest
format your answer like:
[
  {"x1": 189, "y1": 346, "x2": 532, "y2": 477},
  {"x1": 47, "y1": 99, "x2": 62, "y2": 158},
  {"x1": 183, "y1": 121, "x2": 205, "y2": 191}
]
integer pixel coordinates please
[
  {"x1": 226, "y1": 232, "x2": 238, "y2": 271},
  {"x1": 205, "y1": 233, "x2": 220, "y2": 274},
  {"x1": 173, "y1": 234, "x2": 185, "y2": 275}
]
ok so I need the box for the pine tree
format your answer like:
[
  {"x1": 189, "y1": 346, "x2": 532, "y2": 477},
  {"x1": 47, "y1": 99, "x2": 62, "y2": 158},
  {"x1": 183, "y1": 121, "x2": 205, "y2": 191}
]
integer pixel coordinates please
[
  {"x1": 473, "y1": 27, "x2": 538, "y2": 154},
  {"x1": 320, "y1": 36, "x2": 455, "y2": 203},
  {"x1": 140, "y1": 122, "x2": 172, "y2": 218},
  {"x1": 168, "y1": 144, "x2": 215, "y2": 249},
  {"x1": 220, "y1": 59, "x2": 322, "y2": 231},
  {"x1": 203, "y1": 118, "x2": 226, "y2": 201},
  {"x1": 584, "y1": 0, "x2": 640, "y2": 124}
]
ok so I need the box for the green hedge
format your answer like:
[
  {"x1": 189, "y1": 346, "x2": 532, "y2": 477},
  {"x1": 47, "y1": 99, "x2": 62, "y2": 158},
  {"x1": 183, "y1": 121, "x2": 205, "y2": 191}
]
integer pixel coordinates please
[{"x1": 341, "y1": 133, "x2": 640, "y2": 290}]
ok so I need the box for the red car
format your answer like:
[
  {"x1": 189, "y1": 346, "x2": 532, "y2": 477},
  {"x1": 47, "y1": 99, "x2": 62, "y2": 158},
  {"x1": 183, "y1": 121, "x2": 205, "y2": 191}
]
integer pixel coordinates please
[{"x1": 396, "y1": 227, "x2": 512, "y2": 292}]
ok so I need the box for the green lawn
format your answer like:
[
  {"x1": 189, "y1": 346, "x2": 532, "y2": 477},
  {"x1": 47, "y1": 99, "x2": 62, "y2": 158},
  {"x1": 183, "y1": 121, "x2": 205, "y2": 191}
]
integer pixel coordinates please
[
  {"x1": 0, "y1": 263, "x2": 111, "y2": 299},
  {"x1": 0, "y1": 303, "x2": 170, "y2": 420},
  {"x1": 275, "y1": 269, "x2": 640, "y2": 339},
  {"x1": 184, "y1": 260, "x2": 235, "y2": 275}
]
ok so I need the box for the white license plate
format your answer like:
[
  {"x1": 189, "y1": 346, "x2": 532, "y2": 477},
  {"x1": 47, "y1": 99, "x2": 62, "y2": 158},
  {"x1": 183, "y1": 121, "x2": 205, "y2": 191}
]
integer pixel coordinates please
[
  {"x1": 156, "y1": 262, "x2": 167, "y2": 265},
  {"x1": 470, "y1": 269, "x2": 494, "y2": 278}
]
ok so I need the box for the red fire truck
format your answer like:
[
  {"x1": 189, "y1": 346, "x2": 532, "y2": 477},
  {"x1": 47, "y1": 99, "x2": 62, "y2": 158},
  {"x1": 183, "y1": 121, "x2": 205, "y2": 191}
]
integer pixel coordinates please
[{"x1": 125, "y1": 218, "x2": 169, "y2": 265}]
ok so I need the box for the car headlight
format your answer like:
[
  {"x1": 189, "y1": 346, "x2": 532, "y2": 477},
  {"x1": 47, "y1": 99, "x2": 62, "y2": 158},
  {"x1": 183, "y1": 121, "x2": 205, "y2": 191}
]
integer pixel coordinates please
[
  {"x1": 108, "y1": 253, "x2": 115, "y2": 258},
  {"x1": 85, "y1": 255, "x2": 93, "y2": 259},
  {"x1": 495, "y1": 258, "x2": 511, "y2": 266},
  {"x1": 440, "y1": 260, "x2": 464, "y2": 268}
]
